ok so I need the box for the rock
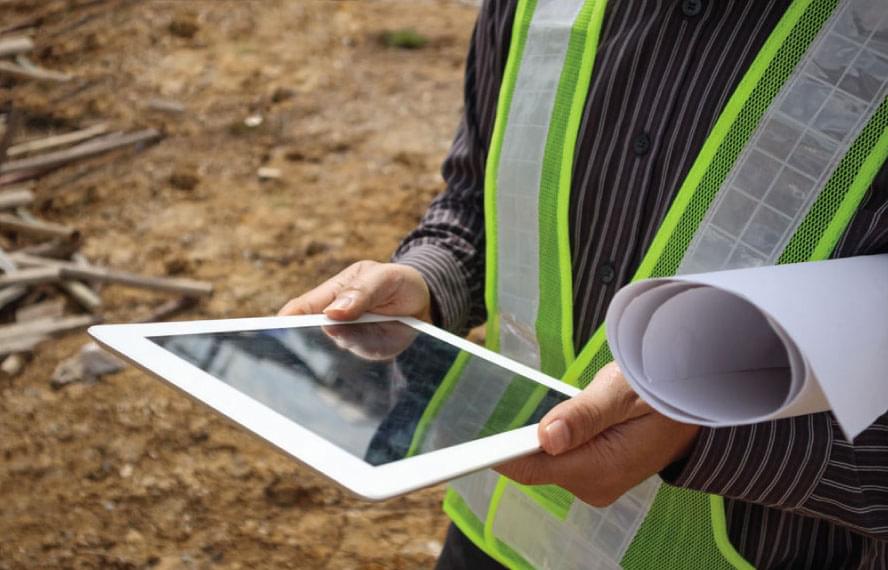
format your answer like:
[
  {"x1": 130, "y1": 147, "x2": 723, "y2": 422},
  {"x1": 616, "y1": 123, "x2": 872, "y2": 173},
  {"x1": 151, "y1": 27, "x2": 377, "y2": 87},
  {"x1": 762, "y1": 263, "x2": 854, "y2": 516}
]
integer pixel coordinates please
[
  {"x1": 304, "y1": 239, "x2": 331, "y2": 257},
  {"x1": 169, "y1": 18, "x2": 199, "y2": 39},
  {"x1": 51, "y1": 342, "x2": 124, "y2": 389},
  {"x1": 271, "y1": 87, "x2": 295, "y2": 103},
  {"x1": 169, "y1": 169, "x2": 199, "y2": 191},
  {"x1": 164, "y1": 256, "x2": 191, "y2": 275},
  {"x1": 264, "y1": 477, "x2": 309, "y2": 508},
  {"x1": 244, "y1": 115, "x2": 263, "y2": 128},
  {"x1": 124, "y1": 529, "x2": 144, "y2": 544},
  {"x1": 1, "y1": 354, "x2": 25, "y2": 377},
  {"x1": 257, "y1": 167, "x2": 282, "y2": 180},
  {"x1": 264, "y1": 477, "x2": 341, "y2": 508}
]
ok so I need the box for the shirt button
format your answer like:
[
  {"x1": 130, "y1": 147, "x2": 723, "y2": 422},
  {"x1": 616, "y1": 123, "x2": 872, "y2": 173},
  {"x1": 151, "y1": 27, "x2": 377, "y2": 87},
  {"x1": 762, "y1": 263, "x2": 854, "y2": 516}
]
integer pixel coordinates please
[
  {"x1": 598, "y1": 262, "x2": 616, "y2": 284},
  {"x1": 632, "y1": 132, "x2": 652, "y2": 156},
  {"x1": 681, "y1": 0, "x2": 704, "y2": 17}
]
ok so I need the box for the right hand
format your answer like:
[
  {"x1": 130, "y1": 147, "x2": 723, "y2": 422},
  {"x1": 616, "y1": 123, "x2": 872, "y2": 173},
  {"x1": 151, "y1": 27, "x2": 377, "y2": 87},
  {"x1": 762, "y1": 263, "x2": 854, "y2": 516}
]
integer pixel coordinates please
[{"x1": 277, "y1": 260, "x2": 433, "y2": 322}]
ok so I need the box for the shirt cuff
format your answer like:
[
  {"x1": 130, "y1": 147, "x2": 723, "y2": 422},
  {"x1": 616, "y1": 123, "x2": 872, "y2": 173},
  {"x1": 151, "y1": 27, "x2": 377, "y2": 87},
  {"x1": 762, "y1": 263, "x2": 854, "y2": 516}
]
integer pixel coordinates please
[
  {"x1": 393, "y1": 244, "x2": 472, "y2": 334},
  {"x1": 661, "y1": 415, "x2": 832, "y2": 509}
]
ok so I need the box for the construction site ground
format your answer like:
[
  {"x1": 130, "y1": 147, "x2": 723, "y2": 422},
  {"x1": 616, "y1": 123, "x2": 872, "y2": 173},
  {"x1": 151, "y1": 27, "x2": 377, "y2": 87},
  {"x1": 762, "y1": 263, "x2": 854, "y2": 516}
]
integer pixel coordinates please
[{"x1": 0, "y1": 1, "x2": 477, "y2": 568}]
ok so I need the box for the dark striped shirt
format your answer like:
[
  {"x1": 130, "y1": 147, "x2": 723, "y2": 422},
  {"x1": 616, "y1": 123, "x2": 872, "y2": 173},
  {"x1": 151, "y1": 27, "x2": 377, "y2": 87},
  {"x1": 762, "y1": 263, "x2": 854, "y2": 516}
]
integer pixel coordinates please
[{"x1": 393, "y1": 0, "x2": 888, "y2": 568}]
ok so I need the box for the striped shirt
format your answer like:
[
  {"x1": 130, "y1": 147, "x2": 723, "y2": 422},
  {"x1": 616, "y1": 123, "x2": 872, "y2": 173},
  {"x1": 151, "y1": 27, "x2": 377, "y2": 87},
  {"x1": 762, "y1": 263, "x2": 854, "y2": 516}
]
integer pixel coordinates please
[{"x1": 393, "y1": 0, "x2": 888, "y2": 568}]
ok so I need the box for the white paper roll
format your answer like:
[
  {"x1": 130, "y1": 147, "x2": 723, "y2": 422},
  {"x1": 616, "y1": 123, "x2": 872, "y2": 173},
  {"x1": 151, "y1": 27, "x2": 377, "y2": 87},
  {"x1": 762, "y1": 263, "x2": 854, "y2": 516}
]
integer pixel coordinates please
[{"x1": 605, "y1": 254, "x2": 888, "y2": 440}]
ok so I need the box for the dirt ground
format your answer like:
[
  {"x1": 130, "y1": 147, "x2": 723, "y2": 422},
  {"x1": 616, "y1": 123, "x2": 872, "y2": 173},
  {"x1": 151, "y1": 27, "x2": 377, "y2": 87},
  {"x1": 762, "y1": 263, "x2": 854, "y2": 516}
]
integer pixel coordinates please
[{"x1": 0, "y1": 1, "x2": 478, "y2": 568}]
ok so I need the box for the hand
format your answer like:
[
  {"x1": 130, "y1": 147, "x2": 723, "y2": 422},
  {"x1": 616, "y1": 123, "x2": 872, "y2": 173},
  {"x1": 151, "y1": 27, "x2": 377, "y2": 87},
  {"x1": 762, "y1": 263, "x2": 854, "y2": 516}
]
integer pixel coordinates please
[
  {"x1": 496, "y1": 362, "x2": 700, "y2": 507},
  {"x1": 278, "y1": 260, "x2": 433, "y2": 322}
]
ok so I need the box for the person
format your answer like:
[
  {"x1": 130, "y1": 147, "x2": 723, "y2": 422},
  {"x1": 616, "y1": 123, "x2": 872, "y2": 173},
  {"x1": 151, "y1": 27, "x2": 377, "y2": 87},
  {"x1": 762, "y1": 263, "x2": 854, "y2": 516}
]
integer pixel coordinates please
[{"x1": 281, "y1": 0, "x2": 888, "y2": 567}]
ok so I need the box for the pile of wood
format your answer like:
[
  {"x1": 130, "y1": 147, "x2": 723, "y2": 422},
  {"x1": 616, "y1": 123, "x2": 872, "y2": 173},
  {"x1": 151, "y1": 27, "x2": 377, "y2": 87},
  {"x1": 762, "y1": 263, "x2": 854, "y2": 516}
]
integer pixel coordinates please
[
  {"x1": 0, "y1": 34, "x2": 70, "y2": 84},
  {"x1": 0, "y1": 196, "x2": 213, "y2": 376},
  {"x1": 0, "y1": 36, "x2": 211, "y2": 379}
]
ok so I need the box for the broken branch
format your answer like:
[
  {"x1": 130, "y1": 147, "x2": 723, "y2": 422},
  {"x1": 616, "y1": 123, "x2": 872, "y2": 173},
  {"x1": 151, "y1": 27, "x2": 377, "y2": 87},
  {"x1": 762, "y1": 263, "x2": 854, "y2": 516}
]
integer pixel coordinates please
[
  {"x1": 0, "y1": 129, "x2": 161, "y2": 175},
  {"x1": 7, "y1": 123, "x2": 109, "y2": 158}
]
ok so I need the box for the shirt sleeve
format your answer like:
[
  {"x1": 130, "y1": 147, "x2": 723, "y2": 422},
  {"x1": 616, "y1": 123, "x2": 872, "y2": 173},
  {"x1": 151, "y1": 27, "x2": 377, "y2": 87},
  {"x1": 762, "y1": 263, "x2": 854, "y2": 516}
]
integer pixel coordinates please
[
  {"x1": 662, "y1": 412, "x2": 888, "y2": 541},
  {"x1": 393, "y1": 114, "x2": 487, "y2": 335},
  {"x1": 393, "y1": 0, "x2": 513, "y2": 335}
]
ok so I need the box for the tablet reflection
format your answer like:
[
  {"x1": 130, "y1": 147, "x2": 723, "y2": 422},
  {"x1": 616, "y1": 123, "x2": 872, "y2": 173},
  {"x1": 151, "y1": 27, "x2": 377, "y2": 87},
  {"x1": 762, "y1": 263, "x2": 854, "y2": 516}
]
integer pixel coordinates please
[{"x1": 150, "y1": 322, "x2": 567, "y2": 466}]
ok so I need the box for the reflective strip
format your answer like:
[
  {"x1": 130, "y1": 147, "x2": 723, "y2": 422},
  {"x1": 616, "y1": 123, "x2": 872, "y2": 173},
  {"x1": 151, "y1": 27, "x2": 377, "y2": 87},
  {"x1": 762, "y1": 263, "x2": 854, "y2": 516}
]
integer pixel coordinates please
[
  {"x1": 679, "y1": 0, "x2": 888, "y2": 274},
  {"x1": 420, "y1": 356, "x2": 515, "y2": 452},
  {"x1": 485, "y1": 1, "x2": 673, "y2": 568},
  {"x1": 495, "y1": 0, "x2": 586, "y2": 369},
  {"x1": 489, "y1": 480, "x2": 659, "y2": 570},
  {"x1": 452, "y1": 469, "x2": 502, "y2": 523}
]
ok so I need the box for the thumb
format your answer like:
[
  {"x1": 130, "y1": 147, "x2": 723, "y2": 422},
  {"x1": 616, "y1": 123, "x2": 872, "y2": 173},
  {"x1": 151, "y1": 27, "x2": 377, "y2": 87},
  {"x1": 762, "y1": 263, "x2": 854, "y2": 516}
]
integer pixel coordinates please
[
  {"x1": 539, "y1": 363, "x2": 647, "y2": 455},
  {"x1": 323, "y1": 264, "x2": 396, "y2": 321}
]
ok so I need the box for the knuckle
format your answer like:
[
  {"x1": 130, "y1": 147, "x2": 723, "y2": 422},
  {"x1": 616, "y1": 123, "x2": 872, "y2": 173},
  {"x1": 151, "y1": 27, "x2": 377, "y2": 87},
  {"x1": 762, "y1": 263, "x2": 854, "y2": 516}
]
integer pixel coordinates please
[
  {"x1": 504, "y1": 461, "x2": 545, "y2": 486},
  {"x1": 574, "y1": 400, "x2": 603, "y2": 437},
  {"x1": 351, "y1": 259, "x2": 378, "y2": 275}
]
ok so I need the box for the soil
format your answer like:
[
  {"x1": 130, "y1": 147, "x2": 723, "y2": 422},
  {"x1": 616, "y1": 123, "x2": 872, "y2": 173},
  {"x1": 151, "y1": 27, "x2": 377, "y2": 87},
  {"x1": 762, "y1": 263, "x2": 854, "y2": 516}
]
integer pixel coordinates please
[{"x1": 0, "y1": 1, "x2": 478, "y2": 568}]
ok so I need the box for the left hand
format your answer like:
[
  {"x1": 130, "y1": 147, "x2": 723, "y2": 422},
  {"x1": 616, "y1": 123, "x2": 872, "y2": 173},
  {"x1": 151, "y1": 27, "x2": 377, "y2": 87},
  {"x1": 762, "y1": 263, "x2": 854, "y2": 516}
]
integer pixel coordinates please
[{"x1": 496, "y1": 362, "x2": 700, "y2": 507}]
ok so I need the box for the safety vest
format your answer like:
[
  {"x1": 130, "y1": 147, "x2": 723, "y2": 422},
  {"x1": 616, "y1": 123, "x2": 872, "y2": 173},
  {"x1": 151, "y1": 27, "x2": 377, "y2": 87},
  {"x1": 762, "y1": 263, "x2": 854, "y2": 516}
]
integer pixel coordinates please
[{"x1": 420, "y1": 0, "x2": 887, "y2": 568}]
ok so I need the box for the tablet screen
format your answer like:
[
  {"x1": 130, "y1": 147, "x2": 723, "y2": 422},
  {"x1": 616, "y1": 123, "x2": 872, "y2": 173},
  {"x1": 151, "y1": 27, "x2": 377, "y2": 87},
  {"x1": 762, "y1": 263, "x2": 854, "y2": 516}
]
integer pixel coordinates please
[{"x1": 150, "y1": 321, "x2": 569, "y2": 466}]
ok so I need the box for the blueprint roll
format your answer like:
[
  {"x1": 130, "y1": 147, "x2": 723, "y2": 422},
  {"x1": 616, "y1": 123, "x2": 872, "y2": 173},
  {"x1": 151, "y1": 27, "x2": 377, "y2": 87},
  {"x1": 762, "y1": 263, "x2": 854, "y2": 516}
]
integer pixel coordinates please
[{"x1": 605, "y1": 254, "x2": 888, "y2": 440}]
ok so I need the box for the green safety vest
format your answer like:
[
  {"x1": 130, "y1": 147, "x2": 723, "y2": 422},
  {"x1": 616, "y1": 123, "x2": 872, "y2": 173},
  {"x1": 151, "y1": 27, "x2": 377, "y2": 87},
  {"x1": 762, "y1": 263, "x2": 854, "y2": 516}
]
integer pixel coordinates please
[{"x1": 415, "y1": 0, "x2": 887, "y2": 568}]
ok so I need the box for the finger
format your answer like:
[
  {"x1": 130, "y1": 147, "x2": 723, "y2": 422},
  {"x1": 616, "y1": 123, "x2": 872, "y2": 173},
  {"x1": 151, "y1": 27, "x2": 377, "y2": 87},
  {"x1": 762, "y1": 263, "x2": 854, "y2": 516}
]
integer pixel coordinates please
[
  {"x1": 539, "y1": 363, "x2": 648, "y2": 456},
  {"x1": 495, "y1": 452, "x2": 556, "y2": 486},
  {"x1": 496, "y1": 439, "x2": 612, "y2": 489},
  {"x1": 323, "y1": 264, "x2": 401, "y2": 320},
  {"x1": 277, "y1": 278, "x2": 345, "y2": 316},
  {"x1": 499, "y1": 421, "x2": 637, "y2": 502}
]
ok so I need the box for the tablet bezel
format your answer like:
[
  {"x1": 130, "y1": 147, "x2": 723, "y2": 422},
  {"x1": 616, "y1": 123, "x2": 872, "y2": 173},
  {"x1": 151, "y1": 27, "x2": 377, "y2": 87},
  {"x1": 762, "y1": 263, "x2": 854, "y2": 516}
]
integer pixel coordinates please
[{"x1": 89, "y1": 314, "x2": 578, "y2": 501}]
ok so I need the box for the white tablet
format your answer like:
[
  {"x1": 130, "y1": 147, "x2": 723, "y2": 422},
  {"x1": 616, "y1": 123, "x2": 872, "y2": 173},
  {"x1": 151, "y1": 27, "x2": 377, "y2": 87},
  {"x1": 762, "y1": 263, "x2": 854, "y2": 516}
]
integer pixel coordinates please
[{"x1": 89, "y1": 314, "x2": 577, "y2": 500}]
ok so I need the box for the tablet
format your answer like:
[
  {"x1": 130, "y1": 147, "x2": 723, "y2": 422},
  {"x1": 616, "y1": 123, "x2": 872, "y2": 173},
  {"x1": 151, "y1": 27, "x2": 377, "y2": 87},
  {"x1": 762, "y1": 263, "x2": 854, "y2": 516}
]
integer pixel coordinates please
[{"x1": 89, "y1": 314, "x2": 578, "y2": 500}]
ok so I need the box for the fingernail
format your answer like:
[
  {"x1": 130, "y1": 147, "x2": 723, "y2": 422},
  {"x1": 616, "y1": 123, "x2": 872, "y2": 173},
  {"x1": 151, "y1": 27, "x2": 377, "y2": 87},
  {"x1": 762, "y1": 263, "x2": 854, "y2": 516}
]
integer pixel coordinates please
[
  {"x1": 544, "y1": 419, "x2": 570, "y2": 455},
  {"x1": 326, "y1": 295, "x2": 354, "y2": 312}
]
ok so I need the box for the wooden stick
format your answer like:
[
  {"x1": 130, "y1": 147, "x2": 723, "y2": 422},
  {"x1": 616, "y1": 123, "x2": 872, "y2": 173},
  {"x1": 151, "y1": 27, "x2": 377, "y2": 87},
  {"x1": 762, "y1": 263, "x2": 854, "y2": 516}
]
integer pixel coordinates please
[
  {"x1": 15, "y1": 297, "x2": 66, "y2": 322},
  {"x1": 11, "y1": 253, "x2": 213, "y2": 297},
  {"x1": 59, "y1": 280, "x2": 102, "y2": 313},
  {"x1": 0, "y1": 129, "x2": 160, "y2": 174},
  {"x1": 135, "y1": 296, "x2": 196, "y2": 323},
  {"x1": 0, "y1": 266, "x2": 60, "y2": 286},
  {"x1": 0, "y1": 246, "x2": 17, "y2": 273},
  {"x1": 69, "y1": 251, "x2": 100, "y2": 289},
  {"x1": 0, "y1": 106, "x2": 19, "y2": 167},
  {"x1": 0, "y1": 60, "x2": 70, "y2": 82},
  {"x1": 0, "y1": 245, "x2": 27, "y2": 309},
  {"x1": 0, "y1": 314, "x2": 96, "y2": 343},
  {"x1": 0, "y1": 188, "x2": 33, "y2": 209},
  {"x1": 16, "y1": 239, "x2": 79, "y2": 259},
  {"x1": 0, "y1": 335, "x2": 47, "y2": 358},
  {"x1": 144, "y1": 98, "x2": 185, "y2": 114},
  {"x1": 63, "y1": 265, "x2": 213, "y2": 297},
  {"x1": 0, "y1": 36, "x2": 33, "y2": 58},
  {"x1": 7, "y1": 123, "x2": 109, "y2": 158},
  {"x1": 0, "y1": 168, "x2": 43, "y2": 186},
  {"x1": 0, "y1": 213, "x2": 78, "y2": 240},
  {"x1": 0, "y1": 285, "x2": 27, "y2": 311}
]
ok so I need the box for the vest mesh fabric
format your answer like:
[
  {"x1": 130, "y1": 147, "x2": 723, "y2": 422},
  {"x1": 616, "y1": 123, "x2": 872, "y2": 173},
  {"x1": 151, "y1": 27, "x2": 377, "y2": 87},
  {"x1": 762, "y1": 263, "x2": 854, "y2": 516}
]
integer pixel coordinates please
[{"x1": 575, "y1": 0, "x2": 843, "y2": 389}]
